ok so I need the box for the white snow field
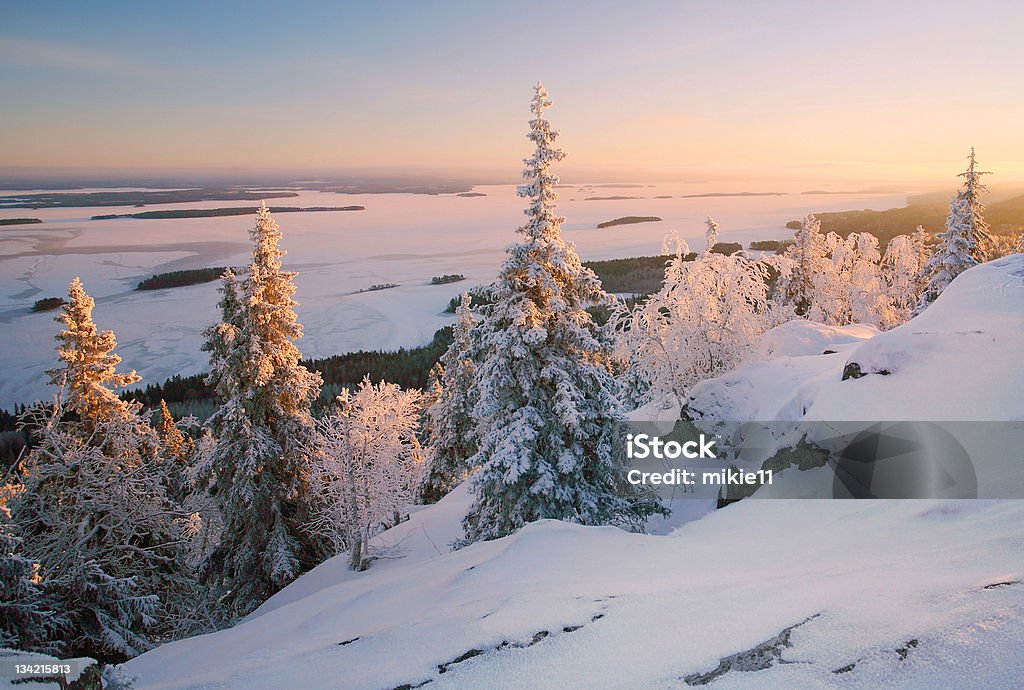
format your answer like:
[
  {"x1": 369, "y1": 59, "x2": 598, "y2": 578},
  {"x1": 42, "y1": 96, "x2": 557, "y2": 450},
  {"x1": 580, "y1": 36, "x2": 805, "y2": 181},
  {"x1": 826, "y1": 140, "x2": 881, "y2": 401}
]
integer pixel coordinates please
[
  {"x1": 120, "y1": 258, "x2": 1024, "y2": 689},
  {"x1": 0, "y1": 185, "x2": 906, "y2": 407}
]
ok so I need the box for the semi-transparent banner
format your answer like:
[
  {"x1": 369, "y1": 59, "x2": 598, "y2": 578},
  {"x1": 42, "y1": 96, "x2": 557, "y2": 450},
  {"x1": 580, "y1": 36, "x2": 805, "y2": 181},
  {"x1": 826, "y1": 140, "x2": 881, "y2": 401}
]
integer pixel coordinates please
[{"x1": 616, "y1": 420, "x2": 1024, "y2": 500}]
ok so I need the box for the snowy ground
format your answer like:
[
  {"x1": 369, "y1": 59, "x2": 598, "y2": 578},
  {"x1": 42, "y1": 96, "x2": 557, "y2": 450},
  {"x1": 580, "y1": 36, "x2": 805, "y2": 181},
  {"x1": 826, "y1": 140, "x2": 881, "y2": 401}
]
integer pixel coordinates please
[
  {"x1": 120, "y1": 257, "x2": 1024, "y2": 689},
  {"x1": 122, "y1": 495, "x2": 1024, "y2": 689},
  {"x1": 0, "y1": 184, "x2": 907, "y2": 407}
]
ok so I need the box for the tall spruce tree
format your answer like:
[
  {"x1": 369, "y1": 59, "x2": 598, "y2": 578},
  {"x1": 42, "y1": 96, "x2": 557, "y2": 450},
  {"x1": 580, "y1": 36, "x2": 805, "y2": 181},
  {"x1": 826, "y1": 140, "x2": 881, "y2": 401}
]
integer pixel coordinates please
[
  {"x1": 419, "y1": 293, "x2": 478, "y2": 503},
  {"x1": 461, "y1": 83, "x2": 661, "y2": 544},
  {"x1": 47, "y1": 277, "x2": 140, "y2": 425},
  {"x1": 196, "y1": 205, "x2": 327, "y2": 618},
  {"x1": 0, "y1": 514, "x2": 63, "y2": 654},
  {"x1": 914, "y1": 148, "x2": 992, "y2": 315},
  {"x1": 11, "y1": 279, "x2": 185, "y2": 662}
]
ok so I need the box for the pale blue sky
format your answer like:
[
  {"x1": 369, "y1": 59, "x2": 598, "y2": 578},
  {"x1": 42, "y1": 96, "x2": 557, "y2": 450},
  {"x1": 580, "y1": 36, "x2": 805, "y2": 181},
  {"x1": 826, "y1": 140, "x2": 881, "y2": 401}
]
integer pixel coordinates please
[{"x1": 1, "y1": 1, "x2": 1022, "y2": 183}]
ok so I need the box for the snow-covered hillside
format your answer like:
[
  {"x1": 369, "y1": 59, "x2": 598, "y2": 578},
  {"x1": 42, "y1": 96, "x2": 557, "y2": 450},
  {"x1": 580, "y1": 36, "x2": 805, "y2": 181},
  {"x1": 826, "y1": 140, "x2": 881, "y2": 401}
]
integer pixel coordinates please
[
  {"x1": 121, "y1": 257, "x2": 1024, "y2": 689},
  {"x1": 123, "y1": 498, "x2": 1024, "y2": 689},
  {"x1": 688, "y1": 254, "x2": 1024, "y2": 422}
]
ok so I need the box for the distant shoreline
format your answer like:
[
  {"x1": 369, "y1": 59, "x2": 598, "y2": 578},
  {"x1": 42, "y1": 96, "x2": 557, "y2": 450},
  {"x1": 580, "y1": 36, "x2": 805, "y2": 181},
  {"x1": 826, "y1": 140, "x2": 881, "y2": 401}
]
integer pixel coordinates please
[{"x1": 92, "y1": 206, "x2": 365, "y2": 220}]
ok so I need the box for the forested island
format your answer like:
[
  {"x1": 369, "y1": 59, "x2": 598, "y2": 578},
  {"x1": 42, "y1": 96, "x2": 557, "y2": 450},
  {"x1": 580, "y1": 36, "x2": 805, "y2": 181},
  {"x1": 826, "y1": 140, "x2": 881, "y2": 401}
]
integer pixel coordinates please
[
  {"x1": 93, "y1": 205, "x2": 364, "y2": 220},
  {"x1": 596, "y1": 215, "x2": 662, "y2": 228}
]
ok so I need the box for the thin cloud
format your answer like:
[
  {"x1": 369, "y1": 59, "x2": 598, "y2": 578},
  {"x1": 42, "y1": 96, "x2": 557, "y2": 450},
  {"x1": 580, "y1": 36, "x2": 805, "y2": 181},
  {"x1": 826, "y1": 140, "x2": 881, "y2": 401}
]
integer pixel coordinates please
[{"x1": 0, "y1": 37, "x2": 138, "y2": 74}]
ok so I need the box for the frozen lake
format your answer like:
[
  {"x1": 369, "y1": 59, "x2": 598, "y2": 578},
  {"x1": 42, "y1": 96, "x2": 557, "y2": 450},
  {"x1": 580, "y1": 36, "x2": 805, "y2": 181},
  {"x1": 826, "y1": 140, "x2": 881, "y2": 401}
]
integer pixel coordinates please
[{"x1": 0, "y1": 183, "x2": 908, "y2": 407}]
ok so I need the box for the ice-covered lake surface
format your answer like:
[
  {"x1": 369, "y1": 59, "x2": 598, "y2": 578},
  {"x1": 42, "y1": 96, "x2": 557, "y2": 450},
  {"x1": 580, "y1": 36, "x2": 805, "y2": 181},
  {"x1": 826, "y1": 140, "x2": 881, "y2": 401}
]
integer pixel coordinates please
[{"x1": 0, "y1": 183, "x2": 907, "y2": 407}]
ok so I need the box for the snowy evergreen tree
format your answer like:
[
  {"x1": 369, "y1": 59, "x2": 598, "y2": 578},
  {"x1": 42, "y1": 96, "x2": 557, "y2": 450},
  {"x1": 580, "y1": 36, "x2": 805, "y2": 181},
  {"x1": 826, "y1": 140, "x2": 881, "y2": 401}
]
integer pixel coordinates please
[
  {"x1": 155, "y1": 399, "x2": 194, "y2": 502},
  {"x1": 195, "y1": 205, "x2": 328, "y2": 618},
  {"x1": 0, "y1": 509, "x2": 63, "y2": 654},
  {"x1": 1014, "y1": 232, "x2": 1024, "y2": 254},
  {"x1": 419, "y1": 292, "x2": 479, "y2": 503},
  {"x1": 461, "y1": 83, "x2": 663, "y2": 544},
  {"x1": 774, "y1": 214, "x2": 829, "y2": 316},
  {"x1": 309, "y1": 379, "x2": 425, "y2": 570},
  {"x1": 46, "y1": 277, "x2": 140, "y2": 426},
  {"x1": 9, "y1": 281, "x2": 189, "y2": 662},
  {"x1": 914, "y1": 149, "x2": 993, "y2": 315}
]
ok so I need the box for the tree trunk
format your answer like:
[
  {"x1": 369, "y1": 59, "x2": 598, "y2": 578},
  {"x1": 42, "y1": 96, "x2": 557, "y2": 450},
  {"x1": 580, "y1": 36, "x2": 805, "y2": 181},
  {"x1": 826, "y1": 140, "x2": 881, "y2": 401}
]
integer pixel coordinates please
[{"x1": 349, "y1": 534, "x2": 363, "y2": 571}]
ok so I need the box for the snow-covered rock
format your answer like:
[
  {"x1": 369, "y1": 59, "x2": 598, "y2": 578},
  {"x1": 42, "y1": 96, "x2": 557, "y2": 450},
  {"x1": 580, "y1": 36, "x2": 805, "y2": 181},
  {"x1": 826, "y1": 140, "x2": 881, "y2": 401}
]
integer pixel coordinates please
[{"x1": 756, "y1": 320, "x2": 878, "y2": 360}]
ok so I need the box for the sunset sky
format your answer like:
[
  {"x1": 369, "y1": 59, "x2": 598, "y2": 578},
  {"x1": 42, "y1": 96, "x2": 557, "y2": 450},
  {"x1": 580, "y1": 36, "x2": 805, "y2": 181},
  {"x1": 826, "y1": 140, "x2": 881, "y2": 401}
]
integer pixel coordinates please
[{"x1": 2, "y1": 0, "x2": 1023, "y2": 186}]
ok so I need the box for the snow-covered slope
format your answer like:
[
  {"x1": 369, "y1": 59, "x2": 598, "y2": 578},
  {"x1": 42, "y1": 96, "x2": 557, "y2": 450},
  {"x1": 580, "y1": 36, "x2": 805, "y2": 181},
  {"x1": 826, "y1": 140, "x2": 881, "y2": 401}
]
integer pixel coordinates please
[
  {"x1": 123, "y1": 499, "x2": 1024, "y2": 689},
  {"x1": 688, "y1": 254, "x2": 1024, "y2": 422},
  {"x1": 120, "y1": 257, "x2": 1024, "y2": 689}
]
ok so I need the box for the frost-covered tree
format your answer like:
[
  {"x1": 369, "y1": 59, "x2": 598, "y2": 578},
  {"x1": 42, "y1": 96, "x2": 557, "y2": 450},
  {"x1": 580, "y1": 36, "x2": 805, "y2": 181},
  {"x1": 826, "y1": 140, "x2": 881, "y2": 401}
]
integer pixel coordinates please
[
  {"x1": 1014, "y1": 232, "x2": 1024, "y2": 254},
  {"x1": 10, "y1": 284, "x2": 188, "y2": 662},
  {"x1": 309, "y1": 379, "x2": 424, "y2": 570},
  {"x1": 836, "y1": 232, "x2": 892, "y2": 328},
  {"x1": 0, "y1": 509, "x2": 63, "y2": 654},
  {"x1": 195, "y1": 205, "x2": 328, "y2": 618},
  {"x1": 11, "y1": 411, "x2": 177, "y2": 662},
  {"x1": 914, "y1": 149, "x2": 993, "y2": 315},
  {"x1": 419, "y1": 293, "x2": 478, "y2": 503},
  {"x1": 774, "y1": 214, "x2": 829, "y2": 316},
  {"x1": 703, "y1": 216, "x2": 720, "y2": 255},
  {"x1": 462, "y1": 84, "x2": 663, "y2": 544},
  {"x1": 46, "y1": 277, "x2": 140, "y2": 426},
  {"x1": 882, "y1": 230, "x2": 929, "y2": 326},
  {"x1": 616, "y1": 224, "x2": 785, "y2": 405},
  {"x1": 155, "y1": 399, "x2": 194, "y2": 502}
]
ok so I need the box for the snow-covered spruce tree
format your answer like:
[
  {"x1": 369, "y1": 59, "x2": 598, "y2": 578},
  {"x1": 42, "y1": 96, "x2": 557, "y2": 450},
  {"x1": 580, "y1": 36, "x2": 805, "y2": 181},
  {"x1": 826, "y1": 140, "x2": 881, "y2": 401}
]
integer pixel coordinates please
[
  {"x1": 461, "y1": 84, "x2": 664, "y2": 544},
  {"x1": 419, "y1": 292, "x2": 479, "y2": 503},
  {"x1": 195, "y1": 206, "x2": 328, "y2": 618},
  {"x1": 10, "y1": 280, "x2": 188, "y2": 662},
  {"x1": 309, "y1": 378, "x2": 425, "y2": 570},
  {"x1": 155, "y1": 399, "x2": 194, "y2": 502},
  {"x1": 615, "y1": 221, "x2": 785, "y2": 406},
  {"x1": 774, "y1": 214, "x2": 829, "y2": 316},
  {"x1": 47, "y1": 277, "x2": 140, "y2": 426},
  {"x1": 0, "y1": 508, "x2": 63, "y2": 654},
  {"x1": 914, "y1": 148, "x2": 993, "y2": 315}
]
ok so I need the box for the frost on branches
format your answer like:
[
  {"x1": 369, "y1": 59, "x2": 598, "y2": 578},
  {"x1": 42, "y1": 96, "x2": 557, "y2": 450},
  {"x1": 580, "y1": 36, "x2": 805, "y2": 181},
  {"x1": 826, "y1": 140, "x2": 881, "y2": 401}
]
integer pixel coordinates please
[
  {"x1": 914, "y1": 148, "x2": 993, "y2": 315},
  {"x1": 8, "y1": 279, "x2": 189, "y2": 663},
  {"x1": 772, "y1": 219, "x2": 922, "y2": 330},
  {"x1": 419, "y1": 292, "x2": 479, "y2": 504},
  {"x1": 461, "y1": 84, "x2": 663, "y2": 544},
  {"x1": 309, "y1": 379, "x2": 424, "y2": 570},
  {"x1": 881, "y1": 227, "x2": 930, "y2": 324},
  {"x1": 0, "y1": 508, "x2": 64, "y2": 655},
  {"x1": 46, "y1": 277, "x2": 140, "y2": 426},
  {"x1": 616, "y1": 218, "x2": 786, "y2": 406},
  {"x1": 195, "y1": 205, "x2": 328, "y2": 618},
  {"x1": 775, "y1": 214, "x2": 829, "y2": 317}
]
